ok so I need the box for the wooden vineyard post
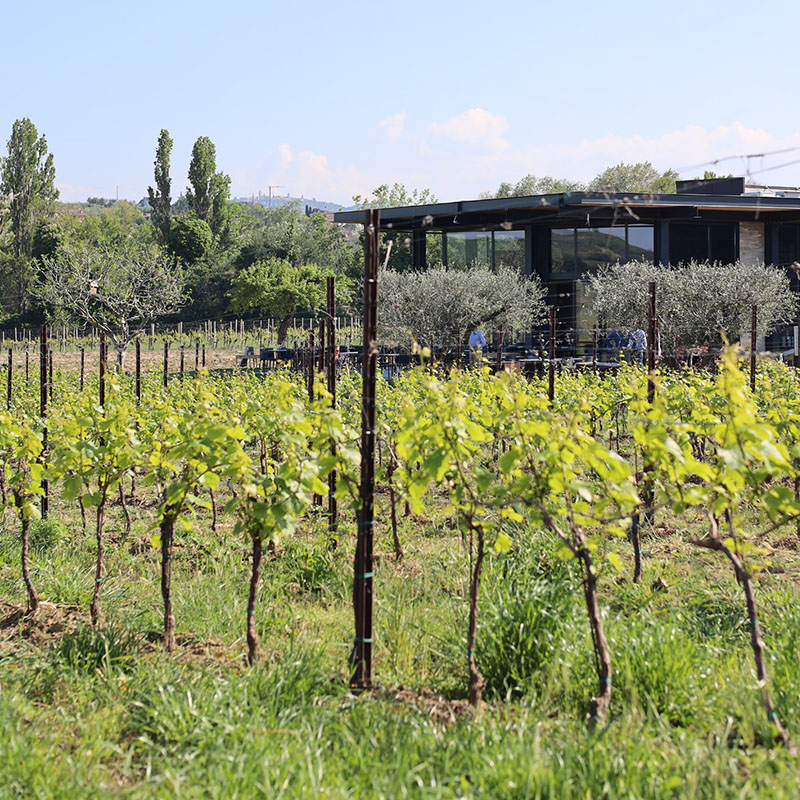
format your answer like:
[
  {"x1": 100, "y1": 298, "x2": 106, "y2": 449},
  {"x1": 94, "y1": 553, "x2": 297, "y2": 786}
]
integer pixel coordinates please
[
  {"x1": 327, "y1": 276, "x2": 338, "y2": 541},
  {"x1": 6, "y1": 348, "x2": 11, "y2": 408},
  {"x1": 548, "y1": 307, "x2": 556, "y2": 405},
  {"x1": 48, "y1": 348, "x2": 53, "y2": 402},
  {"x1": 634, "y1": 280, "x2": 658, "y2": 579},
  {"x1": 352, "y1": 208, "x2": 379, "y2": 689},
  {"x1": 647, "y1": 281, "x2": 656, "y2": 403},
  {"x1": 40, "y1": 324, "x2": 48, "y2": 519},
  {"x1": 180, "y1": 345, "x2": 185, "y2": 380},
  {"x1": 795, "y1": 309, "x2": 800, "y2": 373},
  {"x1": 592, "y1": 329, "x2": 598, "y2": 372},
  {"x1": 80, "y1": 347, "x2": 85, "y2": 391},
  {"x1": 495, "y1": 326, "x2": 503, "y2": 372},
  {"x1": 309, "y1": 328, "x2": 322, "y2": 507},
  {"x1": 135, "y1": 338, "x2": 141, "y2": 403},
  {"x1": 25, "y1": 347, "x2": 29, "y2": 386},
  {"x1": 195, "y1": 340, "x2": 200, "y2": 372},
  {"x1": 163, "y1": 341, "x2": 169, "y2": 389},
  {"x1": 750, "y1": 305, "x2": 757, "y2": 393},
  {"x1": 99, "y1": 332, "x2": 106, "y2": 408},
  {"x1": 319, "y1": 318, "x2": 326, "y2": 372},
  {"x1": 307, "y1": 330, "x2": 315, "y2": 404}
]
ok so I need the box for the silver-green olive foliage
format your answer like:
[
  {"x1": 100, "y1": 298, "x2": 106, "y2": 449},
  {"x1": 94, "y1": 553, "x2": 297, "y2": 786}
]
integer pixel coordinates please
[
  {"x1": 585, "y1": 260, "x2": 797, "y2": 354},
  {"x1": 379, "y1": 263, "x2": 546, "y2": 352}
]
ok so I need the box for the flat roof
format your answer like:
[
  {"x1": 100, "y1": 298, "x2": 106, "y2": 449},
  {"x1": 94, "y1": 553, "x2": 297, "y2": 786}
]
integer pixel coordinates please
[{"x1": 333, "y1": 191, "x2": 800, "y2": 230}]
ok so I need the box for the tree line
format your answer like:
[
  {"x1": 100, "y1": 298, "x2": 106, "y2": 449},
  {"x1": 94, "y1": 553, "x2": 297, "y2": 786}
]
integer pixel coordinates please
[
  {"x1": 2, "y1": 117, "x2": 754, "y2": 355},
  {"x1": 0, "y1": 119, "x2": 362, "y2": 331}
]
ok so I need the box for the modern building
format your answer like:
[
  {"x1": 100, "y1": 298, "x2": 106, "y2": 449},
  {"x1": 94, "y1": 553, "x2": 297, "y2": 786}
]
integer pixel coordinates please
[{"x1": 334, "y1": 177, "x2": 800, "y2": 346}]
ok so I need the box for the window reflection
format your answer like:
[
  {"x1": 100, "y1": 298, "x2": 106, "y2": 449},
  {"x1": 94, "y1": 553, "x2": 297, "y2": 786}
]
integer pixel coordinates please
[
  {"x1": 550, "y1": 225, "x2": 655, "y2": 274},
  {"x1": 628, "y1": 226, "x2": 654, "y2": 260},
  {"x1": 445, "y1": 232, "x2": 492, "y2": 268},
  {"x1": 494, "y1": 230, "x2": 525, "y2": 270},
  {"x1": 551, "y1": 229, "x2": 576, "y2": 273},
  {"x1": 576, "y1": 228, "x2": 627, "y2": 271}
]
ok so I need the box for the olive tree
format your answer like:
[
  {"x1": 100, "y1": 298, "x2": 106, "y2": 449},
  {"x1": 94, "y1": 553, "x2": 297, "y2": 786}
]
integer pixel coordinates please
[
  {"x1": 586, "y1": 260, "x2": 796, "y2": 356},
  {"x1": 379, "y1": 263, "x2": 546, "y2": 354},
  {"x1": 35, "y1": 242, "x2": 186, "y2": 368},
  {"x1": 228, "y1": 257, "x2": 349, "y2": 345}
]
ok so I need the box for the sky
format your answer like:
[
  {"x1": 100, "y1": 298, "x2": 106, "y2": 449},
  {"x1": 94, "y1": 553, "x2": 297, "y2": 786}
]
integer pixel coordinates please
[{"x1": 4, "y1": 0, "x2": 800, "y2": 205}]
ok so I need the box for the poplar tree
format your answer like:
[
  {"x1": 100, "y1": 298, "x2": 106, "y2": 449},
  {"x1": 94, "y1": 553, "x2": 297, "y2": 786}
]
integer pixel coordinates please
[
  {"x1": 0, "y1": 118, "x2": 58, "y2": 312},
  {"x1": 186, "y1": 136, "x2": 231, "y2": 244},
  {"x1": 147, "y1": 129, "x2": 173, "y2": 245}
]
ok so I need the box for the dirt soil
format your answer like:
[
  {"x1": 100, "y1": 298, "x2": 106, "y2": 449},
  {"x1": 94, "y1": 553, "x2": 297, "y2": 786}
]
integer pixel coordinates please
[{"x1": 0, "y1": 601, "x2": 87, "y2": 652}]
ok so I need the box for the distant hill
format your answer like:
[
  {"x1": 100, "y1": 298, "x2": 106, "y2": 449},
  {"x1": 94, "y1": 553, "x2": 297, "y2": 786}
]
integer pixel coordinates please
[{"x1": 233, "y1": 195, "x2": 357, "y2": 213}]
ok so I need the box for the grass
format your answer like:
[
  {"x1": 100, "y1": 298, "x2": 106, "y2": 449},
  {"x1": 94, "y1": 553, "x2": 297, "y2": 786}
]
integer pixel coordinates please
[{"x1": 3, "y1": 487, "x2": 800, "y2": 798}]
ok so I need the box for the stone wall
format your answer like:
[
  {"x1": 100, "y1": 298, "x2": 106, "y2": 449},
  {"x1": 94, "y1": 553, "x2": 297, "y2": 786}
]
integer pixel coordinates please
[{"x1": 739, "y1": 221, "x2": 765, "y2": 265}]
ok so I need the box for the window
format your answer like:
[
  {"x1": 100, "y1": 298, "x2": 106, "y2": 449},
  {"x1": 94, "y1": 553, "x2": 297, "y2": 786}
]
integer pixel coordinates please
[
  {"x1": 669, "y1": 223, "x2": 736, "y2": 265},
  {"x1": 551, "y1": 229, "x2": 576, "y2": 273},
  {"x1": 445, "y1": 232, "x2": 492, "y2": 268},
  {"x1": 494, "y1": 230, "x2": 525, "y2": 271},
  {"x1": 778, "y1": 224, "x2": 800, "y2": 266},
  {"x1": 627, "y1": 226, "x2": 655, "y2": 261},
  {"x1": 576, "y1": 228, "x2": 627, "y2": 271},
  {"x1": 549, "y1": 225, "x2": 654, "y2": 275}
]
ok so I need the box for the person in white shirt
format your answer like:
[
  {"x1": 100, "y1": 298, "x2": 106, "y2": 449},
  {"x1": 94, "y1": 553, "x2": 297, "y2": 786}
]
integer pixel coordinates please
[{"x1": 629, "y1": 328, "x2": 646, "y2": 365}]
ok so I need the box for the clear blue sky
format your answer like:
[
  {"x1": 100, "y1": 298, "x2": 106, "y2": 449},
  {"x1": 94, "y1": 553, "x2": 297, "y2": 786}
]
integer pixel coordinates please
[{"x1": 3, "y1": 0, "x2": 800, "y2": 204}]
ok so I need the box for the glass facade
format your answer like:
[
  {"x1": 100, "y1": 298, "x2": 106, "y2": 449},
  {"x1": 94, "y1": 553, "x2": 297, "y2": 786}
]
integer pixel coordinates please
[
  {"x1": 494, "y1": 230, "x2": 525, "y2": 270},
  {"x1": 445, "y1": 232, "x2": 492, "y2": 268},
  {"x1": 669, "y1": 222, "x2": 736, "y2": 265},
  {"x1": 549, "y1": 225, "x2": 654, "y2": 275},
  {"x1": 551, "y1": 229, "x2": 577, "y2": 273},
  {"x1": 628, "y1": 226, "x2": 655, "y2": 260},
  {"x1": 778, "y1": 224, "x2": 800, "y2": 266},
  {"x1": 444, "y1": 230, "x2": 524, "y2": 271}
]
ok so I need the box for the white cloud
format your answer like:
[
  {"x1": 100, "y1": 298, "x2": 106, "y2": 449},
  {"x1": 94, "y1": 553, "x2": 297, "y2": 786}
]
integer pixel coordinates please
[
  {"x1": 520, "y1": 122, "x2": 800, "y2": 184},
  {"x1": 56, "y1": 181, "x2": 93, "y2": 201},
  {"x1": 271, "y1": 146, "x2": 381, "y2": 203},
  {"x1": 379, "y1": 112, "x2": 408, "y2": 142},
  {"x1": 412, "y1": 122, "x2": 800, "y2": 201},
  {"x1": 227, "y1": 122, "x2": 800, "y2": 208},
  {"x1": 427, "y1": 108, "x2": 509, "y2": 152},
  {"x1": 278, "y1": 143, "x2": 293, "y2": 169}
]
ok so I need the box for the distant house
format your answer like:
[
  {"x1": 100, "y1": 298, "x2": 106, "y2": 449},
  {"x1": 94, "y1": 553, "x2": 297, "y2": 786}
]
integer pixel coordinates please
[
  {"x1": 58, "y1": 205, "x2": 91, "y2": 219},
  {"x1": 304, "y1": 205, "x2": 336, "y2": 222},
  {"x1": 334, "y1": 177, "x2": 800, "y2": 346}
]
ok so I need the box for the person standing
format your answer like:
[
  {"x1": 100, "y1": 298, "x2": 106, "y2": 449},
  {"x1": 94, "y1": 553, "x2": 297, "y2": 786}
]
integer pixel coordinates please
[
  {"x1": 605, "y1": 329, "x2": 623, "y2": 362},
  {"x1": 630, "y1": 328, "x2": 646, "y2": 366},
  {"x1": 468, "y1": 326, "x2": 486, "y2": 365}
]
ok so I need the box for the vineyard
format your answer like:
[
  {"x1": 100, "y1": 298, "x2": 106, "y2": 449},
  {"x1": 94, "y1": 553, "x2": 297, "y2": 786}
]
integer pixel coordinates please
[{"x1": 3, "y1": 335, "x2": 800, "y2": 796}]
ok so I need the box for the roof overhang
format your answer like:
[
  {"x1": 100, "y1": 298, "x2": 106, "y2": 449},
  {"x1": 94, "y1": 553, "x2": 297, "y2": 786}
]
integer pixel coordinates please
[{"x1": 333, "y1": 191, "x2": 800, "y2": 231}]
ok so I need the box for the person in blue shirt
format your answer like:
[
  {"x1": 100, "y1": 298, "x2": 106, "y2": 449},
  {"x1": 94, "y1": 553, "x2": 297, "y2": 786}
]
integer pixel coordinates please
[
  {"x1": 468, "y1": 326, "x2": 486, "y2": 364},
  {"x1": 604, "y1": 329, "x2": 623, "y2": 362}
]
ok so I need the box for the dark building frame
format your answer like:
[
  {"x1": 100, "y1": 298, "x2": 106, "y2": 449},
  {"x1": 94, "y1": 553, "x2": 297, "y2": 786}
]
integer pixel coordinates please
[{"x1": 335, "y1": 180, "x2": 800, "y2": 345}]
